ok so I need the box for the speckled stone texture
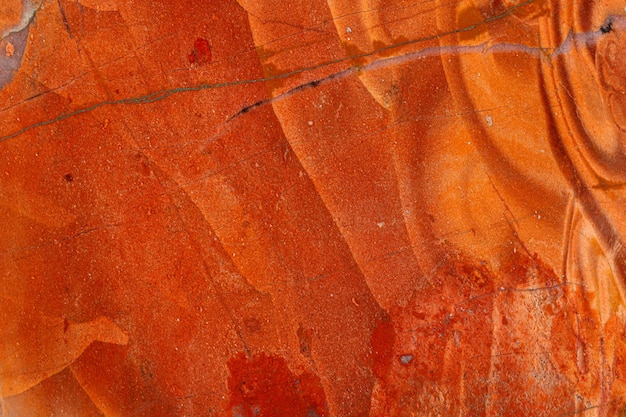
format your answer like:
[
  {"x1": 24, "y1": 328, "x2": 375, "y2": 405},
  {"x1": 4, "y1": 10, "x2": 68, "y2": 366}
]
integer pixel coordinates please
[{"x1": 2, "y1": 0, "x2": 626, "y2": 416}]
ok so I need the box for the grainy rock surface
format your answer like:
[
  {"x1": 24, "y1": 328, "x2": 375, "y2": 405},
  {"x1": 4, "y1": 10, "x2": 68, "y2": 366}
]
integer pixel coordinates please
[{"x1": 2, "y1": 0, "x2": 626, "y2": 415}]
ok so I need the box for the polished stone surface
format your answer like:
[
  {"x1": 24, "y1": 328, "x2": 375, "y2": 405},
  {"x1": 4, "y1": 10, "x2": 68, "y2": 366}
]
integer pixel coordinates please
[{"x1": 2, "y1": 0, "x2": 626, "y2": 415}]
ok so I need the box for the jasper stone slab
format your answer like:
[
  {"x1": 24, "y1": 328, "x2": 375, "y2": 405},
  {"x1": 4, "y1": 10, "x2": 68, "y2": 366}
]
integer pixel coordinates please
[{"x1": 2, "y1": 0, "x2": 626, "y2": 416}]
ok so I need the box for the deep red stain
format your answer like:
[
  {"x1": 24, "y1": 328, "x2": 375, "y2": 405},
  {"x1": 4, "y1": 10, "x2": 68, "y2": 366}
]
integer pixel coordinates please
[
  {"x1": 371, "y1": 316, "x2": 395, "y2": 380},
  {"x1": 227, "y1": 353, "x2": 328, "y2": 417},
  {"x1": 188, "y1": 38, "x2": 211, "y2": 65}
]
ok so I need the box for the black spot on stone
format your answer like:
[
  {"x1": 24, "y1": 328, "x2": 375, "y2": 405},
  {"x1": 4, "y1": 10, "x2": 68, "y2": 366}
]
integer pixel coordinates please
[{"x1": 601, "y1": 18, "x2": 613, "y2": 34}]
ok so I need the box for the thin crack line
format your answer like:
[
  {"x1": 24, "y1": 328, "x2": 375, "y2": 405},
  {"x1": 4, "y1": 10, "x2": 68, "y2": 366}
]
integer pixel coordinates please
[
  {"x1": 0, "y1": 0, "x2": 582, "y2": 145},
  {"x1": 0, "y1": 42, "x2": 542, "y2": 145}
]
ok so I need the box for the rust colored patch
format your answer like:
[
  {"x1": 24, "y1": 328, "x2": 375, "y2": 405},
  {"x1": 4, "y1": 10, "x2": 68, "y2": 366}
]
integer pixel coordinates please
[
  {"x1": 342, "y1": 42, "x2": 368, "y2": 66},
  {"x1": 457, "y1": 6, "x2": 488, "y2": 41},
  {"x1": 501, "y1": 250, "x2": 560, "y2": 287},
  {"x1": 227, "y1": 353, "x2": 328, "y2": 417},
  {"x1": 188, "y1": 38, "x2": 211, "y2": 65},
  {"x1": 371, "y1": 316, "x2": 395, "y2": 380}
]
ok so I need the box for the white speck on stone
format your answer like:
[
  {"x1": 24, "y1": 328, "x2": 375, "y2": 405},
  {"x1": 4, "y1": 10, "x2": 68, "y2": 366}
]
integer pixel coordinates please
[
  {"x1": 346, "y1": 27, "x2": 352, "y2": 33},
  {"x1": 400, "y1": 355, "x2": 413, "y2": 364},
  {"x1": 307, "y1": 120, "x2": 313, "y2": 126},
  {"x1": 377, "y1": 222, "x2": 385, "y2": 228},
  {"x1": 486, "y1": 115, "x2": 493, "y2": 126}
]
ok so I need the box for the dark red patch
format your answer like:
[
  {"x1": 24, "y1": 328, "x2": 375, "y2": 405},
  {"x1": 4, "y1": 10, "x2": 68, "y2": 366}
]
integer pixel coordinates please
[
  {"x1": 371, "y1": 316, "x2": 395, "y2": 380},
  {"x1": 501, "y1": 250, "x2": 560, "y2": 287},
  {"x1": 227, "y1": 352, "x2": 328, "y2": 417},
  {"x1": 188, "y1": 38, "x2": 211, "y2": 65}
]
